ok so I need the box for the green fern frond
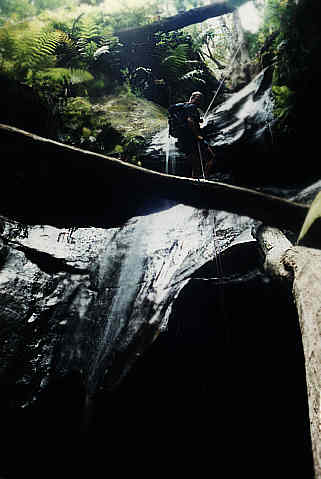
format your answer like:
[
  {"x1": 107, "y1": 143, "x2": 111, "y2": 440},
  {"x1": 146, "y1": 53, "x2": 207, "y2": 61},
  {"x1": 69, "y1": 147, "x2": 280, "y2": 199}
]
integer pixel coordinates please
[
  {"x1": 180, "y1": 69, "x2": 206, "y2": 83},
  {"x1": 77, "y1": 17, "x2": 100, "y2": 40},
  {"x1": 37, "y1": 67, "x2": 94, "y2": 85},
  {"x1": 166, "y1": 43, "x2": 189, "y2": 62},
  {"x1": 0, "y1": 29, "x2": 17, "y2": 61},
  {"x1": 28, "y1": 30, "x2": 69, "y2": 67},
  {"x1": 28, "y1": 30, "x2": 73, "y2": 69},
  {"x1": 69, "y1": 68, "x2": 94, "y2": 84},
  {"x1": 31, "y1": 32, "x2": 57, "y2": 56},
  {"x1": 56, "y1": 30, "x2": 73, "y2": 46},
  {"x1": 162, "y1": 43, "x2": 190, "y2": 74}
]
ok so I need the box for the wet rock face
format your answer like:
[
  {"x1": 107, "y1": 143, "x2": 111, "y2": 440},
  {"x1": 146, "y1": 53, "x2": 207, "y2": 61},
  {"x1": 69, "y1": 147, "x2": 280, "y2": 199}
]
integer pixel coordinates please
[
  {"x1": 0, "y1": 205, "x2": 257, "y2": 409},
  {"x1": 0, "y1": 67, "x2": 316, "y2": 478},
  {"x1": 1, "y1": 196, "x2": 314, "y2": 479},
  {"x1": 0, "y1": 221, "x2": 109, "y2": 404},
  {"x1": 142, "y1": 67, "x2": 275, "y2": 182},
  {"x1": 0, "y1": 201, "x2": 273, "y2": 478},
  {"x1": 143, "y1": 65, "x2": 314, "y2": 187}
]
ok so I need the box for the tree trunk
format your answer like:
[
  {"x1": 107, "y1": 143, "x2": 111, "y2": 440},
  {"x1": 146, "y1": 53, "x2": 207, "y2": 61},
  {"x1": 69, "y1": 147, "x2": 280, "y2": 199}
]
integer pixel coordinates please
[
  {"x1": 115, "y1": 1, "x2": 236, "y2": 45},
  {"x1": 256, "y1": 225, "x2": 321, "y2": 479},
  {"x1": 0, "y1": 123, "x2": 308, "y2": 233}
]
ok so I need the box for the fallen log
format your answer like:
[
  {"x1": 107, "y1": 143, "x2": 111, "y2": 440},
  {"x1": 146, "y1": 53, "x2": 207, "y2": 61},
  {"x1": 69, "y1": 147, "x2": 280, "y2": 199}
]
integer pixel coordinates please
[
  {"x1": 0, "y1": 123, "x2": 309, "y2": 231},
  {"x1": 115, "y1": 1, "x2": 236, "y2": 45},
  {"x1": 256, "y1": 225, "x2": 321, "y2": 479}
]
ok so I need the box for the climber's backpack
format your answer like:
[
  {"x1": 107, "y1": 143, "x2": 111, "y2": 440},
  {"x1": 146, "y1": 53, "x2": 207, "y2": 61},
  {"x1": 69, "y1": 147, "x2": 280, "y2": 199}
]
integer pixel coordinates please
[{"x1": 168, "y1": 102, "x2": 189, "y2": 138}]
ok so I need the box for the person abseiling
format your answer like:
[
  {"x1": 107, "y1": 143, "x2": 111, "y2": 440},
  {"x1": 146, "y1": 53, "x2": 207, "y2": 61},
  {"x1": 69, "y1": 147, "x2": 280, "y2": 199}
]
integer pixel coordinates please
[{"x1": 168, "y1": 91, "x2": 215, "y2": 178}]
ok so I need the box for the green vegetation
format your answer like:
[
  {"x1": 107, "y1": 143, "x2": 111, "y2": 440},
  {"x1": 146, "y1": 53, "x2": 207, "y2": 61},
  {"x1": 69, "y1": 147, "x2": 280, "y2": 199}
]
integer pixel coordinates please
[
  {"x1": 0, "y1": 0, "x2": 224, "y2": 160},
  {"x1": 244, "y1": 0, "x2": 318, "y2": 136},
  {"x1": 0, "y1": 0, "x2": 317, "y2": 164},
  {"x1": 153, "y1": 30, "x2": 207, "y2": 102}
]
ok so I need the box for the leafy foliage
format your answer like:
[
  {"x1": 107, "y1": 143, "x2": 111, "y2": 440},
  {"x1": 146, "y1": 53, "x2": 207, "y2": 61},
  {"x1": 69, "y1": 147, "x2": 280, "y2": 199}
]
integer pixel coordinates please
[
  {"x1": 0, "y1": 27, "x2": 18, "y2": 69},
  {"x1": 59, "y1": 95, "x2": 121, "y2": 152},
  {"x1": 244, "y1": 0, "x2": 303, "y2": 132},
  {"x1": 0, "y1": 0, "x2": 35, "y2": 23},
  {"x1": 33, "y1": 67, "x2": 94, "y2": 84},
  {"x1": 106, "y1": 3, "x2": 160, "y2": 31},
  {"x1": 189, "y1": 22, "x2": 236, "y2": 77},
  {"x1": 161, "y1": 43, "x2": 190, "y2": 77},
  {"x1": 0, "y1": 0, "x2": 236, "y2": 152},
  {"x1": 28, "y1": 30, "x2": 71, "y2": 69},
  {"x1": 271, "y1": 84, "x2": 294, "y2": 131},
  {"x1": 153, "y1": 30, "x2": 207, "y2": 101},
  {"x1": 0, "y1": 0, "x2": 71, "y2": 24}
]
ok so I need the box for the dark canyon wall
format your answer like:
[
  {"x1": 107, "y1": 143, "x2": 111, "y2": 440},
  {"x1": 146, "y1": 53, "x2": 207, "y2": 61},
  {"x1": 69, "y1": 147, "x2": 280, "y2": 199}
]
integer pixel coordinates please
[{"x1": 0, "y1": 67, "x2": 317, "y2": 478}]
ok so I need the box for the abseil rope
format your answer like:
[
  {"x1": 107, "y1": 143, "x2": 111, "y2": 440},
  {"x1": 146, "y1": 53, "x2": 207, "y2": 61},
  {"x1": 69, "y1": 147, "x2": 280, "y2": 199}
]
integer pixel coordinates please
[
  {"x1": 212, "y1": 212, "x2": 224, "y2": 286},
  {"x1": 195, "y1": 45, "x2": 243, "y2": 343},
  {"x1": 203, "y1": 43, "x2": 243, "y2": 121},
  {"x1": 197, "y1": 141, "x2": 206, "y2": 180},
  {"x1": 195, "y1": 43, "x2": 243, "y2": 179},
  {"x1": 197, "y1": 143, "x2": 226, "y2": 321},
  {"x1": 167, "y1": 44, "x2": 242, "y2": 176},
  {"x1": 212, "y1": 210, "x2": 230, "y2": 348}
]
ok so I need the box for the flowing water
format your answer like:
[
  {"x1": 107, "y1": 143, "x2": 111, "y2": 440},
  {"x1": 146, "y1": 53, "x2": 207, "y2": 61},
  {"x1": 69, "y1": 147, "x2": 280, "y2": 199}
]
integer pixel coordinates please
[{"x1": 0, "y1": 66, "x2": 315, "y2": 479}]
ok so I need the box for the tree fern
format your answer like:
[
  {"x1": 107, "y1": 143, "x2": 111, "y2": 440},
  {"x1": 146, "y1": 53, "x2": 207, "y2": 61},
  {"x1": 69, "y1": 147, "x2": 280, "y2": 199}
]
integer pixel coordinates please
[
  {"x1": 77, "y1": 17, "x2": 100, "y2": 41},
  {"x1": 14, "y1": 27, "x2": 95, "y2": 90},
  {"x1": 0, "y1": 26, "x2": 38, "y2": 79},
  {"x1": 37, "y1": 67, "x2": 94, "y2": 84},
  {"x1": 68, "y1": 68, "x2": 94, "y2": 85},
  {"x1": 48, "y1": 16, "x2": 120, "y2": 67},
  {"x1": 0, "y1": 28, "x2": 17, "y2": 66},
  {"x1": 28, "y1": 29, "x2": 71, "y2": 69},
  {"x1": 161, "y1": 43, "x2": 190, "y2": 76},
  {"x1": 160, "y1": 43, "x2": 206, "y2": 87}
]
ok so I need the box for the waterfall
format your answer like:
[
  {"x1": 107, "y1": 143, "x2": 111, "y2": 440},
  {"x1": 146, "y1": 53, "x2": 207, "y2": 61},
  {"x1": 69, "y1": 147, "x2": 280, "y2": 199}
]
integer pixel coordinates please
[
  {"x1": 0, "y1": 65, "x2": 315, "y2": 479},
  {"x1": 165, "y1": 127, "x2": 170, "y2": 174}
]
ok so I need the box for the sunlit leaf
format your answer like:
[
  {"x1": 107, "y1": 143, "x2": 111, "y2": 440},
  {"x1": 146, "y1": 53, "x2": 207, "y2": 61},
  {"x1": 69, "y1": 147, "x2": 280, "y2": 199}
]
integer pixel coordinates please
[{"x1": 298, "y1": 191, "x2": 321, "y2": 243}]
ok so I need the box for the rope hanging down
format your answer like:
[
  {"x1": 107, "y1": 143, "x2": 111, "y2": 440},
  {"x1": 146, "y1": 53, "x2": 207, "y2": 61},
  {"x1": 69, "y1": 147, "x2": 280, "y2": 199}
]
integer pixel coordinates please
[
  {"x1": 166, "y1": 44, "x2": 242, "y2": 176},
  {"x1": 203, "y1": 43, "x2": 243, "y2": 120},
  {"x1": 197, "y1": 140, "x2": 206, "y2": 180},
  {"x1": 196, "y1": 43, "x2": 243, "y2": 179},
  {"x1": 195, "y1": 44, "x2": 244, "y2": 333}
]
